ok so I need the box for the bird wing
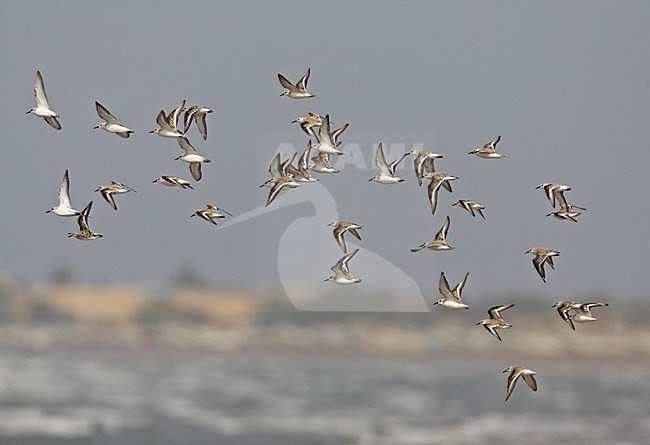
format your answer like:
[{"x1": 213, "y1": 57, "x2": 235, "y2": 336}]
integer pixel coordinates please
[
  {"x1": 34, "y1": 70, "x2": 50, "y2": 108},
  {"x1": 374, "y1": 143, "x2": 390, "y2": 176},
  {"x1": 435, "y1": 216, "x2": 451, "y2": 241},
  {"x1": 196, "y1": 111, "x2": 209, "y2": 140},
  {"x1": 297, "y1": 67, "x2": 311, "y2": 92},
  {"x1": 331, "y1": 123, "x2": 349, "y2": 143},
  {"x1": 452, "y1": 272, "x2": 470, "y2": 302},
  {"x1": 156, "y1": 110, "x2": 172, "y2": 130},
  {"x1": 44, "y1": 116, "x2": 62, "y2": 130},
  {"x1": 95, "y1": 101, "x2": 118, "y2": 124},
  {"x1": 167, "y1": 100, "x2": 186, "y2": 131},
  {"x1": 337, "y1": 249, "x2": 358, "y2": 277},
  {"x1": 348, "y1": 227, "x2": 362, "y2": 241},
  {"x1": 388, "y1": 152, "x2": 410, "y2": 176},
  {"x1": 522, "y1": 373, "x2": 538, "y2": 392},
  {"x1": 299, "y1": 141, "x2": 312, "y2": 171},
  {"x1": 266, "y1": 180, "x2": 287, "y2": 206},
  {"x1": 427, "y1": 177, "x2": 443, "y2": 215},
  {"x1": 189, "y1": 163, "x2": 202, "y2": 181},
  {"x1": 58, "y1": 170, "x2": 72, "y2": 208},
  {"x1": 101, "y1": 190, "x2": 117, "y2": 210},
  {"x1": 333, "y1": 225, "x2": 348, "y2": 253},
  {"x1": 177, "y1": 136, "x2": 197, "y2": 155},
  {"x1": 278, "y1": 73, "x2": 295, "y2": 90},
  {"x1": 438, "y1": 272, "x2": 454, "y2": 300},
  {"x1": 183, "y1": 106, "x2": 199, "y2": 134},
  {"x1": 532, "y1": 256, "x2": 547, "y2": 282},
  {"x1": 488, "y1": 303, "x2": 515, "y2": 319},
  {"x1": 505, "y1": 369, "x2": 524, "y2": 401},
  {"x1": 281, "y1": 152, "x2": 297, "y2": 177},
  {"x1": 485, "y1": 325, "x2": 502, "y2": 341},
  {"x1": 78, "y1": 201, "x2": 93, "y2": 231},
  {"x1": 268, "y1": 153, "x2": 282, "y2": 178}
]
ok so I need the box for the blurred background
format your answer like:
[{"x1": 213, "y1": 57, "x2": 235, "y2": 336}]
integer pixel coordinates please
[{"x1": 1, "y1": 1, "x2": 649, "y2": 444}]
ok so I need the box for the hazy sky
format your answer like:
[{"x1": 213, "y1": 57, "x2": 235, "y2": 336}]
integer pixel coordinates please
[{"x1": 1, "y1": 1, "x2": 648, "y2": 304}]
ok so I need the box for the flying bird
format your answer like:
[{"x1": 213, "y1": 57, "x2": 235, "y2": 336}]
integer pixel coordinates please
[
  {"x1": 278, "y1": 68, "x2": 314, "y2": 99},
  {"x1": 68, "y1": 201, "x2": 103, "y2": 241},
  {"x1": 433, "y1": 272, "x2": 470, "y2": 309},
  {"x1": 525, "y1": 247, "x2": 560, "y2": 283},
  {"x1": 503, "y1": 366, "x2": 538, "y2": 402},
  {"x1": 325, "y1": 249, "x2": 362, "y2": 285},
  {"x1": 93, "y1": 102, "x2": 134, "y2": 138},
  {"x1": 46, "y1": 170, "x2": 80, "y2": 217},
  {"x1": 411, "y1": 216, "x2": 454, "y2": 252},
  {"x1": 328, "y1": 221, "x2": 363, "y2": 253},
  {"x1": 477, "y1": 304, "x2": 515, "y2": 341},
  {"x1": 27, "y1": 70, "x2": 61, "y2": 130},
  {"x1": 95, "y1": 181, "x2": 136, "y2": 210}
]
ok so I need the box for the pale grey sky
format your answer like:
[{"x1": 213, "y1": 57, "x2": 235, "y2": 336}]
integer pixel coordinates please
[{"x1": 1, "y1": 1, "x2": 648, "y2": 303}]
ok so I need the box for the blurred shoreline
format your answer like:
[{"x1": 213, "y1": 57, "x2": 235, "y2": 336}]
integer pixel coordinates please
[{"x1": 1, "y1": 278, "x2": 648, "y2": 360}]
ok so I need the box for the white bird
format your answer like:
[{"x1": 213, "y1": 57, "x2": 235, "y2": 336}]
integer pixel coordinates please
[
  {"x1": 453, "y1": 200, "x2": 486, "y2": 219},
  {"x1": 566, "y1": 302, "x2": 609, "y2": 330},
  {"x1": 175, "y1": 137, "x2": 211, "y2": 181},
  {"x1": 426, "y1": 172, "x2": 458, "y2": 215},
  {"x1": 433, "y1": 272, "x2": 470, "y2": 309},
  {"x1": 411, "y1": 216, "x2": 454, "y2": 252},
  {"x1": 325, "y1": 249, "x2": 362, "y2": 285},
  {"x1": 68, "y1": 201, "x2": 103, "y2": 241},
  {"x1": 183, "y1": 105, "x2": 213, "y2": 140},
  {"x1": 27, "y1": 71, "x2": 61, "y2": 130},
  {"x1": 525, "y1": 247, "x2": 560, "y2": 283},
  {"x1": 149, "y1": 100, "x2": 186, "y2": 138},
  {"x1": 293, "y1": 113, "x2": 323, "y2": 135},
  {"x1": 278, "y1": 68, "x2": 314, "y2": 99},
  {"x1": 309, "y1": 152, "x2": 339, "y2": 174},
  {"x1": 410, "y1": 149, "x2": 443, "y2": 186},
  {"x1": 93, "y1": 102, "x2": 134, "y2": 138},
  {"x1": 477, "y1": 304, "x2": 515, "y2": 341},
  {"x1": 307, "y1": 114, "x2": 343, "y2": 156},
  {"x1": 468, "y1": 135, "x2": 505, "y2": 158},
  {"x1": 95, "y1": 181, "x2": 136, "y2": 210},
  {"x1": 328, "y1": 220, "x2": 363, "y2": 253},
  {"x1": 286, "y1": 142, "x2": 319, "y2": 182},
  {"x1": 191, "y1": 204, "x2": 232, "y2": 225},
  {"x1": 46, "y1": 170, "x2": 80, "y2": 217},
  {"x1": 503, "y1": 366, "x2": 538, "y2": 402},
  {"x1": 153, "y1": 176, "x2": 194, "y2": 189},
  {"x1": 369, "y1": 143, "x2": 410, "y2": 184}
]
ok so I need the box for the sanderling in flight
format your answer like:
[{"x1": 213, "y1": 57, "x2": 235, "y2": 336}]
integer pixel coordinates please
[
  {"x1": 433, "y1": 271, "x2": 470, "y2": 309},
  {"x1": 27, "y1": 71, "x2": 61, "y2": 130},
  {"x1": 95, "y1": 181, "x2": 137, "y2": 210},
  {"x1": 191, "y1": 204, "x2": 232, "y2": 225},
  {"x1": 477, "y1": 304, "x2": 515, "y2": 341},
  {"x1": 554, "y1": 301, "x2": 608, "y2": 330},
  {"x1": 93, "y1": 102, "x2": 134, "y2": 138},
  {"x1": 410, "y1": 149, "x2": 443, "y2": 186},
  {"x1": 153, "y1": 176, "x2": 194, "y2": 189},
  {"x1": 503, "y1": 366, "x2": 537, "y2": 402},
  {"x1": 286, "y1": 141, "x2": 319, "y2": 182},
  {"x1": 546, "y1": 202, "x2": 587, "y2": 222},
  {"x1": 278, "y1": 68, "x2": 314, "y2": 99},
  {"x1": 525, "y1": 247, "x2": 560, "y2": 283},
  {"x1": 293, "y1": 113, "x2": 323, "y2": 135},
  {"x1": 68, "y1": 201, "x2": 103, "y2": 241},
  {"x1": 425, "y1": 172, "x2": 458, "y2": 215},
  {"x1": 46, "y1": 170, "x2": 80, "y2": 217},
  {"x1": 183, "y1": 105, "x2": 213, "y2": 140},
  {"x1": 266, "y1": 176, "x2": 301, "y2": 207},
  {"x1": 175, "y1": 137, "x2": 210, "y2": 181},
  {"x1": 310, "y1": 152, "x2": 339, "y2": 174},
  {"x1": 328, "y1": 220, "x2": 363, "y2": 253},
  {"x1": 468, "y1": 135, "x2": 505, "y2": 159},
  {"x1": 369, "y1": 143, "x2": 410, "y2": 184},
  {"x1": 261, "y1": 152, "x2": 297, "y2": 188},
  {"x1": 149, "y1": 100, "x2": 186, "y2": 138},
  {"x1": 411, "y1": 216, "x2": 454, "y2": 252},
  {"x1": 453, "y1": 200, "x2": 486, "y2": 219},
  {"x1": 307, "y1": 114, "x2": 343, "y2": 156},
  {"x1": 325, "y1": 248, "x2": 362, "y2": 285}
]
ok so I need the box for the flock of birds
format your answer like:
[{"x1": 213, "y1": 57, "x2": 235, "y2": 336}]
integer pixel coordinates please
[{"x1": 29, "y1": 67, "x2": 609, "y2": 402}]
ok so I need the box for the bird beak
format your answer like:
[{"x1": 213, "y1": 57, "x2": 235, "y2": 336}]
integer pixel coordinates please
[
  {"x1": 323, "y1": 278, "x2": 329, "y2": 282},
  {"x1": 502, "y1": 369, "x2": 508, "y2": 373},
  {"x1": 45, "y1": 210, "x2": 51, "y2": 213},
  {"x1": 432, "y1": 301, "x2": 438, "y2": 305},
  {"x1": 152, "y1": 180, "x2": 157, "y2": 183},
  {"x1": 367, "y1": 178, "x2": 373, "y2": 182},
  {"x1": 26, "y1": 110, "x2": 31, "y2": 114},
  {"x1": 149, "y1": 130, "x2": 155, "y2": 133},
  {"x1": 291, "y1": 120, "x2": 297, "y2": 123},
  {"x1": 93, "y1": 125, "x2": 100, "y2": 129},
  {"x1": 475, "y1": 322, "x2": 481, "y2": 325}
]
